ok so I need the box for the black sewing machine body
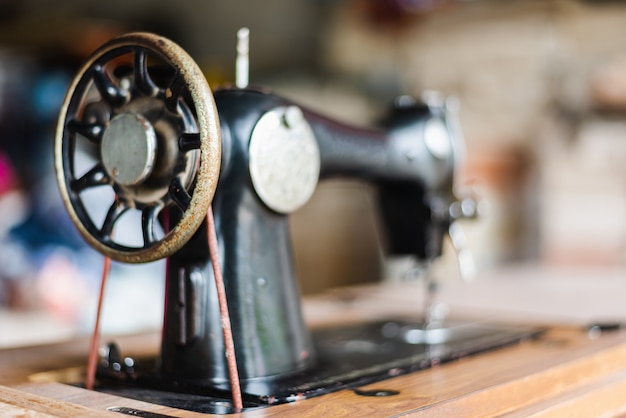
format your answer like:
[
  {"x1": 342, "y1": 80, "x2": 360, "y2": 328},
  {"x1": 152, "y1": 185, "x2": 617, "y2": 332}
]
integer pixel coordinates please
[
  {"x1": 159, "y1": 86, "x2": 458, "y2": 383},
  {"x1": 53, "y1": 33, "x2": 541, "y2": 413}
]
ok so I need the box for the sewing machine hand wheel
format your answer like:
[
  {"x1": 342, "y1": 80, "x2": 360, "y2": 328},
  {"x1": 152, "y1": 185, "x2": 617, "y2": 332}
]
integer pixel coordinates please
[{"x1": 55, "y1": 33, "x2": 221, "y2": 263}]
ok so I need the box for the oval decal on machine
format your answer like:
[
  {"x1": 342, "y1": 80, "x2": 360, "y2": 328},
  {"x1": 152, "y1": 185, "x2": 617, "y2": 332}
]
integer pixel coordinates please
[{"x1": 249, "y1": 106, "x2": 320, "y2": 214}]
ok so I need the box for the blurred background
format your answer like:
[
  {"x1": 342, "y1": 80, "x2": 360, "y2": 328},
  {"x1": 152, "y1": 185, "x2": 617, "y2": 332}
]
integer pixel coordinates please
[{"x1": 2, "y1": 0, "x2": 626, "y2": 347}]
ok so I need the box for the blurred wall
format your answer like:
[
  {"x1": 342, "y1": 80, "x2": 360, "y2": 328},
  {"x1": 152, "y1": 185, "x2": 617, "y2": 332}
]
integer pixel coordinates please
[{"x1": 1, "y1": 0, "x2": 626, "y2": 308}]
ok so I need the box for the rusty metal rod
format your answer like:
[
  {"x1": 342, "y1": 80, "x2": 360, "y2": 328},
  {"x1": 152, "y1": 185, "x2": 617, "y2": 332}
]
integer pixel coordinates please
[
  {"x1": 207, "y1": 206, "x2": 243, "y2": 411},
  {"x1": 86, "y1": 255, "x2": 112, "y2": 390}
]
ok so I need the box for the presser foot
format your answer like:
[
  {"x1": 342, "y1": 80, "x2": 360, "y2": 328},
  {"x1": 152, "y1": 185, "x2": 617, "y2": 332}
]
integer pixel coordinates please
[{"x1": 92, "y1": 320, "x2": 544, "y2": 414}]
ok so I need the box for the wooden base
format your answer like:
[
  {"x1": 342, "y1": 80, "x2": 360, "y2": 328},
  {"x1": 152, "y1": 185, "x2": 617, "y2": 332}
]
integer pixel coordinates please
[
  {"x1": 3, "y1": 325, "x2": 626, "y2": 417},
  {"x1": 5, "y1": 269, "x2": 626, "y2": 417}
]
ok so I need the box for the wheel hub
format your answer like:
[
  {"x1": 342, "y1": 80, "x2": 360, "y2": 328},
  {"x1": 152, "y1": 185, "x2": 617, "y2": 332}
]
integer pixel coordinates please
[{"x1": 102, "y1": 112, "x2": 157, "y2": 187}]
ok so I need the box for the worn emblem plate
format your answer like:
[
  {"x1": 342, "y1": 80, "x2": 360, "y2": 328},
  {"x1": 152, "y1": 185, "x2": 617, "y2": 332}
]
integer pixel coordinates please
[{"x1": 249, "y1": 106, "x2": 320, "y2": 213}]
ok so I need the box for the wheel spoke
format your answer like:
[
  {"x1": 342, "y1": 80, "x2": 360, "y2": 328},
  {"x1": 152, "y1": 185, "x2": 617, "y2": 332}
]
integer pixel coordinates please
[
  {"x1": 93, "y1": 64, "x2": 128, "y2": 106},
  {"x1": 70, "y1": 164, "x2": 110, "y2": 193},
  {"x1": 100, "y1": 199, "x2": 129, "y2": 240},
  {"x1": 165, "y1": 72, "x2": 184, "y2": 112},
  {"x1": 141, "y1": 204, "x2": 163, "y2": 247},
  {"x1": 169, "y1": 177, "x2": 191, "y2": 212},
  {"x1": 134, "y1": 49, "x2": 158, "y2": 96},
  {"x1": 178, "y1": 132, "x2": 201, "y2": 152},
  {"x1": 67, "y1": 119, "x2": 104, "y2": 144}
]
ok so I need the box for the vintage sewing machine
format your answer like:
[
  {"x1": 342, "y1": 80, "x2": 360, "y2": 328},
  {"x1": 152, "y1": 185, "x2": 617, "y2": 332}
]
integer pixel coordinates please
[{"x1": 46, "y1": 32, "x2": 545, "y2": 414}]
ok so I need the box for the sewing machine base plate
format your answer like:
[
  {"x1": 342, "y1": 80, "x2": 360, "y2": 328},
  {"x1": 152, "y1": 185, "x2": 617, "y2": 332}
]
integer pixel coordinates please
[{"x1": 95, "y1": 320, "x2": 544, "y2": 414}]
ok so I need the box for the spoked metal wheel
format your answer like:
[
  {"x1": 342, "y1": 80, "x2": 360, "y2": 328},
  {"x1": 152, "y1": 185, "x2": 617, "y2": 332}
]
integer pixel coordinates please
[{"x1": 55, "y1": 32, "x2": 221, "y2": 263}]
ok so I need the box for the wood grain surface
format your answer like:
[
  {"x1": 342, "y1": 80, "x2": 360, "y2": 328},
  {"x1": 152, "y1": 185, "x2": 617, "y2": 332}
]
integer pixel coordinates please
[
  {"x1": 5, "y1": 272, "x2": 626, "y2": 417},
  {"x1": 3, "y1": 326, "x2": 626, "y2": 417}
]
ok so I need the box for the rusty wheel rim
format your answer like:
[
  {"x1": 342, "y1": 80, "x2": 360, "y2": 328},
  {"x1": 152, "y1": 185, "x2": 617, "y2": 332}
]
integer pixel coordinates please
[{"x1": 55, "y1": 32, "x2": 220, "y2": 263}]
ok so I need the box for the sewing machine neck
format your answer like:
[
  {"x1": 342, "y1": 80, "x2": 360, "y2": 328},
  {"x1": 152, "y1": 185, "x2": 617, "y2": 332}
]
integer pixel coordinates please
[{"x1": 159, "y1": 87, "x2": 462, "y2": 384}]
